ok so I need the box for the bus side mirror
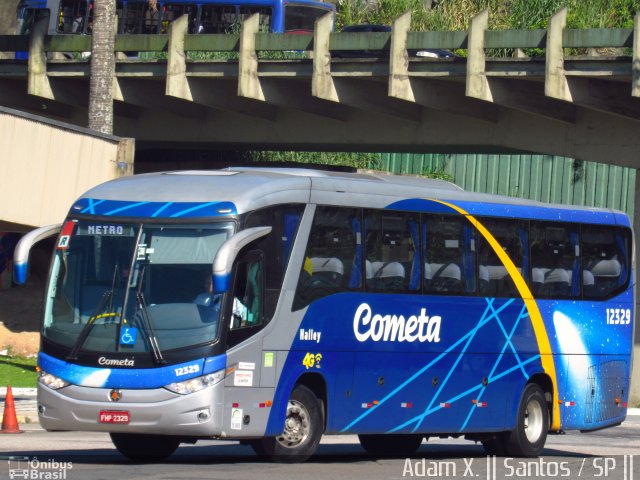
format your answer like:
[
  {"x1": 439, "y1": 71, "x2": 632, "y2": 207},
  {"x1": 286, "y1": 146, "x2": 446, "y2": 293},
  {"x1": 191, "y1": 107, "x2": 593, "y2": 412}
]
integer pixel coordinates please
[
  {"x1": 213, "y1": 226, "x2": 271, "y2": 293},
  {"x1": 13, "y1": 224, "x2": 62, "y2": 285}
]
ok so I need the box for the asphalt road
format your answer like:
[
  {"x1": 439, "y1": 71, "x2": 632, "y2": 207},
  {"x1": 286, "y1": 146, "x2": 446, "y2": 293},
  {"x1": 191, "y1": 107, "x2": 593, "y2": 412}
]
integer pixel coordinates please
[{"x1": 1, "y1": 417, "x2": 638, "y2": 480}]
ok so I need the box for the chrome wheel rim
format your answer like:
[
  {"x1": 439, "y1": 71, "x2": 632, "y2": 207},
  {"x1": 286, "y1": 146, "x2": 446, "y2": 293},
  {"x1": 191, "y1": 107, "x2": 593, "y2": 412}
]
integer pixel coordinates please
[
  {"x1": 524, "y1": 398, "x2": 544, "y2": 443},
  {"x1": 276, "y1": 399, "x2": 310, "y2": 448}
]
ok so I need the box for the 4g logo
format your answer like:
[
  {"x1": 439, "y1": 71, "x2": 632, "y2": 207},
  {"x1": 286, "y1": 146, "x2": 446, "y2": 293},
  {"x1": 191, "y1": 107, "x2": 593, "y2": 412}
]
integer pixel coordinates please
[{"x1": 302, "y1": 353, "x2": 322, "y2": 370}]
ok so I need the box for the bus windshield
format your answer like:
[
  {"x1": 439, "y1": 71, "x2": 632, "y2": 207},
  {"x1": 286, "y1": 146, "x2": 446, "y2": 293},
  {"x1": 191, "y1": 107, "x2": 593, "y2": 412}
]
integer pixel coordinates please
[{"x1": 43, "y1": 219, "x2": 234, "y2": 356}]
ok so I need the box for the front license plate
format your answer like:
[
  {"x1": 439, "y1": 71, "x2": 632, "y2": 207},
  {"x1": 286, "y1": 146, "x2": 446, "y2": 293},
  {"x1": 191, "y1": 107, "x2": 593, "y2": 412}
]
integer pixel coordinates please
[{"x1": 99, "y1": 410, "x2": 130, "y2": 424}]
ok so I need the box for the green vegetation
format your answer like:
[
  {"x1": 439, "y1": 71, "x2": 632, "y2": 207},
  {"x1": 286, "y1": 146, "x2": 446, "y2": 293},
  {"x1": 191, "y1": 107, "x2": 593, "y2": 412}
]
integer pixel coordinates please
[
  {"x1": 420, "y1": 167, "x2": 454, "y2": 182},
  {"x1": 247, "y1": 151, "x2": 380, "y2": 169},
  {"x1": 0, "y1": 356, "x2": 37, "y2": 388},
  {"x1": 145, "y1": 0, "x2": 637, "y2": 60},
  {"x1": 337, "y1": 0, "x2": 638, "y2": 56},
  {"x1": 244, "y1": 151, "x2": 453, "y2": 180},
  {"x1": 335, "y1": 0, "x2": 637, "y2": 32}
]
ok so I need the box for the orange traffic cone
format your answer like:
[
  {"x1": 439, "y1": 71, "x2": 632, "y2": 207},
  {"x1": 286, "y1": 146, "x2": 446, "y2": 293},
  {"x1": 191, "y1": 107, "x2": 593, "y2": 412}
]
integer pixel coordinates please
[{"x1": 1, "y1": 386, "x2": 23, "y2": 434}]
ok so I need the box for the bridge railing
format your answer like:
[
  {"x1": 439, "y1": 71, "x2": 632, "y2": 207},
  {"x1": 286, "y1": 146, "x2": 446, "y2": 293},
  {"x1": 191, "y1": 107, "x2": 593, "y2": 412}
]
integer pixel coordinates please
[
  {"x1": 0, "y1": 9, "x2": 638, "y2": 108},
  {"x1": 0, "y1": 15, "x2": 635, "y2": 56}
]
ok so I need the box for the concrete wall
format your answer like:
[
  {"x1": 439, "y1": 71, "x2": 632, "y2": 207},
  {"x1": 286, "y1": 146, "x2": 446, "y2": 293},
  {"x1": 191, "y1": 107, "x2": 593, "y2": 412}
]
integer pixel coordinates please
[{"x1": 0, "y1": 105, "x2": 134, "y2": 231}]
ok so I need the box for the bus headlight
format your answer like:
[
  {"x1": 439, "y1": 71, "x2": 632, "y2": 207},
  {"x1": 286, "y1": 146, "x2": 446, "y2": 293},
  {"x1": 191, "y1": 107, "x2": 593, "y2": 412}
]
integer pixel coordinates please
[
  {"x1": 38, "y1": 371, "x2": 70, "y2": 390},
  {"x1": 164, "y1": 369, "x2": 225, "y2": 395}
]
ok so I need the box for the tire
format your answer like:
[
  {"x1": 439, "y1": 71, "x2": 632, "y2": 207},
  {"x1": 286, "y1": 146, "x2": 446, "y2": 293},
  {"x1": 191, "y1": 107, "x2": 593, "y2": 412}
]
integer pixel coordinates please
[
  {"x1": 505, "y1": 384, "x2": 549, "y2": 457},
  {"x1": 110, "y1": 433, "x2": 180, "y2": 461},
  {"x1": 251, "y1": 385, "x2": 323, "y2": 463},
  {"x1": 358, "y1": 434, "x2": 424, "y2": 456}
]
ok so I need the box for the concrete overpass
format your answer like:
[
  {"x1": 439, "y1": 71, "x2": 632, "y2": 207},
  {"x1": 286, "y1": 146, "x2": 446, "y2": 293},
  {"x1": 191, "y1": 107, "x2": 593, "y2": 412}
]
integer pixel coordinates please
[{"x1": 0, "y1": 9, "x2": 639, "y2": 167}]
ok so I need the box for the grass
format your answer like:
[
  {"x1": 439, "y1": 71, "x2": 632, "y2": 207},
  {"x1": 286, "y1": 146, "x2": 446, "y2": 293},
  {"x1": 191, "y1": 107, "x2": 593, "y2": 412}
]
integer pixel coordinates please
[
  {"x1": 334, "y1": 0, "x2": 639, "y2": 57},
  {"x1": 0, "y1": 356, "x2": 38, "y2": 388}
]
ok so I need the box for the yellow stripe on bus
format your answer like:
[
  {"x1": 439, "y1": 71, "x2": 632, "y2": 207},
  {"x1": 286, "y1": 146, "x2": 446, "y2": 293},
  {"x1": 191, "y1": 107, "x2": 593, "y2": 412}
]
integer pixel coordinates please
[{"x1": 431, "y1": 199, "x2": 561, "y2": 431}]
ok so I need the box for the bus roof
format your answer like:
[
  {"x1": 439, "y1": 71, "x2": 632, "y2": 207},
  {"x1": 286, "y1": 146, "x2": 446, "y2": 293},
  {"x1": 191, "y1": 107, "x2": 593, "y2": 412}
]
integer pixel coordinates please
[{"x1": 75, "y1": 167, "x2": 629, "y2": 226}]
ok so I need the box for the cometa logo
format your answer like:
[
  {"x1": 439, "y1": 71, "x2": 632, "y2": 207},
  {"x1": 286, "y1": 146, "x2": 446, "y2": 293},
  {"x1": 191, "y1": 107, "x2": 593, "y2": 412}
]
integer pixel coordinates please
[
  {"x1": 98, "y1": 357, "x2": 135, "y2": 367},
  {"x1": 353, "y1": 303, "x2": 441, "y2": 343}
]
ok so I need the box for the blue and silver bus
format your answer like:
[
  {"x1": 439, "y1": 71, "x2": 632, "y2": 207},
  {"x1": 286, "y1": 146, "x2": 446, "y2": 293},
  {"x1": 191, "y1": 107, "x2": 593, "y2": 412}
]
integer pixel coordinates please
[
  {"x1": 16, "y1": 0, "x2": 334, "y2": 36},
  {"x1": 15, "y1": 168, "x2": 635, "y2": 461}
]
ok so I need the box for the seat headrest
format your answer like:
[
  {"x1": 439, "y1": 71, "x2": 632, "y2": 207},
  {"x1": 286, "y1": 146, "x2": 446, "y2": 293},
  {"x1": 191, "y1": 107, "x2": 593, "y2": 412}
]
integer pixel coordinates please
[
  {"x1": 371, "y1": 261, "x2": 405, "y2": 278},
  {"x1": 531, "y1": 268, "x2": 547, "y2": 284},
  {"x1": 365, "y1": 260, "x2": 374, "y2": 279},
  {"x1": 582, "y1": 270, "x2": 595, "y2": 286},
  {"x1": 486, "y1": 266, "x2": 508, "y2": 281},
  {"x1": 591, "y1": 259, "x2": 622, "y2": 277},
  {"x1": 436, "y1": 263, "x2": 461, "y2": 280},
  {"x1": 545, "y1": 268, "x2": 569, "y2": 284},
  {"x1": 479, "y1": 265, "x2": 489, "y2": 283},
  {"x1": 311, "y1": 257, "x2": 344, "y2": 275}
]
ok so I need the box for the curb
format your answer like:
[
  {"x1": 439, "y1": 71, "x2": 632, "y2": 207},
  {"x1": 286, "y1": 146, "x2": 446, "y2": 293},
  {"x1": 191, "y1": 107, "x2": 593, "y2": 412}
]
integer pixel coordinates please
[
  {"x1": 16, "y1": 415, "x2": 39, "y2": 425},
  {"x1": 0, "y1": 387, "x2": 37, "y2": 397},
  {"x1": 627, "y1": 408, "x2": 640, "y2": 416}
]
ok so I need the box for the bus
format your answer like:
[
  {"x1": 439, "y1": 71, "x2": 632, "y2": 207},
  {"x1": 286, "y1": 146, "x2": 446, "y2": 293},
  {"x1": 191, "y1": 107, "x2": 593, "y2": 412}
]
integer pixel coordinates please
[
  {"x1": 14, "y1": 167, "x2": 634, "y2": 461},
  {"x1": 16, "y1": 0, "x2": 335, "y2": 37}
]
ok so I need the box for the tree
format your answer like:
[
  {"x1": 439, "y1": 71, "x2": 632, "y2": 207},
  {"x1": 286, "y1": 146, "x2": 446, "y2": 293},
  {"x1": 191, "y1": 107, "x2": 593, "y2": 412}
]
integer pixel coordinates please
[{"x1": 88, "y1": 0, "x2": 117, "y2": 134}]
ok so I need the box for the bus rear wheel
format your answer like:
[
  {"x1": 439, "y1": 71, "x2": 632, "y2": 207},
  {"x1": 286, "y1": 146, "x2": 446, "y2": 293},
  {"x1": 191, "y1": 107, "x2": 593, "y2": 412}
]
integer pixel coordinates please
[
  {"x1": 251, "y1": 385, "x2": 323, "y2": 463},
  {"x1": 505, "y1": 383, "x2": 549, "y2": 457},
  {"x1": 110, "y1": 433, "x2": 180, "y2": 461},
  {"x1": 358, "y1": 434, "x2": 424, "y2": 455}
]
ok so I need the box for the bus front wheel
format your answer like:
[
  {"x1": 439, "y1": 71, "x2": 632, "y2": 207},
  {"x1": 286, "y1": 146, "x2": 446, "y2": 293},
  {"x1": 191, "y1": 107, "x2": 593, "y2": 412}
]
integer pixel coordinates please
[
  {"x1": 251, "y1": 385, "x2": 323, "y2": 463},
  {"x1": 110, "y1": 433, "x2": 180, "y2": 461},
  {"x1": 505, "y1": 383, "x2": 549, "y2": 457}
]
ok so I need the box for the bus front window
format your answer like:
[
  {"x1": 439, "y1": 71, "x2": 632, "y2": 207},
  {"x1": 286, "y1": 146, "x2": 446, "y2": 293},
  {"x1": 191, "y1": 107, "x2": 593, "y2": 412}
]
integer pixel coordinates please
[{"x1": 43, "y1": 220, "x2": 234, "y2": 357}]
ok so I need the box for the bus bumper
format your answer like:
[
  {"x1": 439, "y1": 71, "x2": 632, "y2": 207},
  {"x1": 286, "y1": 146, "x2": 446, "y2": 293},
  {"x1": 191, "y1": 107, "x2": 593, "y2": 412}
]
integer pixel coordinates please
[{"x1": 37, "y1": 383, "x2": 225, "y2": 437}]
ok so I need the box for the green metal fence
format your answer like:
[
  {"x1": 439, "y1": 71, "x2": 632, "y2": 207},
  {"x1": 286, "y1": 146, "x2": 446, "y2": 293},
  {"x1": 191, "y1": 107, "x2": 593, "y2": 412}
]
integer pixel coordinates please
[{"x1": 374, "y1": 153, "x2": 636, "y2": 218}]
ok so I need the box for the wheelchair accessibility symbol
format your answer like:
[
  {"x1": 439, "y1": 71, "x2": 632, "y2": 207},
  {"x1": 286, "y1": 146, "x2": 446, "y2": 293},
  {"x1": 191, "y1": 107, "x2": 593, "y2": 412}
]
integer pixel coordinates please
[{"x1": 120, "y1": 327, "x2": 138, "y2": 346}]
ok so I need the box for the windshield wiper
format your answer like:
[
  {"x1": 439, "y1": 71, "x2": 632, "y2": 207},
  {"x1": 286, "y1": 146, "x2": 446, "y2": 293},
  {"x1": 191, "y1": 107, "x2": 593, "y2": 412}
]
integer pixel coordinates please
[
  {"x1": 66, "y1": 290, "x2": 114, "y2": 361},
  {"x1": 67, "y1": 264, "x2": 120, "y2": 361},
  {"x1": 136, "y1": 291, "x2": 166, "y2": 365}
]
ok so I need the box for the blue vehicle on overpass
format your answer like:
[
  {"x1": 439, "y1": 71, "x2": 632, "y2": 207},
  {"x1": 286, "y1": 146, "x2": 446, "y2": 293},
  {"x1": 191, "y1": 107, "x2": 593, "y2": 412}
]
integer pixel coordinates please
[{"x1": 16, "y1": 0, "x2": 334, "y2": 36}]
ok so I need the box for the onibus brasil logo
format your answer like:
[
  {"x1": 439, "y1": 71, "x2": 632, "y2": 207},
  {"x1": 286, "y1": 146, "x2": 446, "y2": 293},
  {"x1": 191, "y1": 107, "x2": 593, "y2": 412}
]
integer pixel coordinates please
[{"x1": 8, "y1": 457, "x2": 72, "y2": 479}]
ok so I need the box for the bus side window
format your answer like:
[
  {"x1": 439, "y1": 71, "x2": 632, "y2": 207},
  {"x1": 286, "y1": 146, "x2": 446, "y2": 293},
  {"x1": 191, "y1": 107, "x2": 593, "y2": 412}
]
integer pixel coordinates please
[
  {"x1": 57, "y1": 0, "x2": 88, "y2": 34},
  {"x1": 293, "y1": 206, "x2": 360, "y2": 310},
  {"x1": 423, "y1": 215, "x2": 470, "y2": 294},
  {"x1": 530, "y1": 222, "x2": 579, "y2": 298},
  {"x1": 230, "y1": 252, "x2": 264, "y2": 329},
  {"x1": 161, "y1": 4, "x2": 198, "y2": 34},
  {"x1": 244, "y1": 204, "x2": 303, "y2": 320},
  {"x1": 199, "y1": 5, "x2": 237, "y2": 33},
  {"x1": 123, "y1": 2, "x2": 146, "y2": 34},
  {"x1": 477, "y1": 218, "x2": 527, "y2": 298},
  {"x1": 239, "y1": 6, "x2": 271, "y2": 32},
  {"x1": 364, "y1": 210, "x2": 420, "y2": 293},
  {"x1": 582, "y1": 225, "x2": 630, "y2": 299}
]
